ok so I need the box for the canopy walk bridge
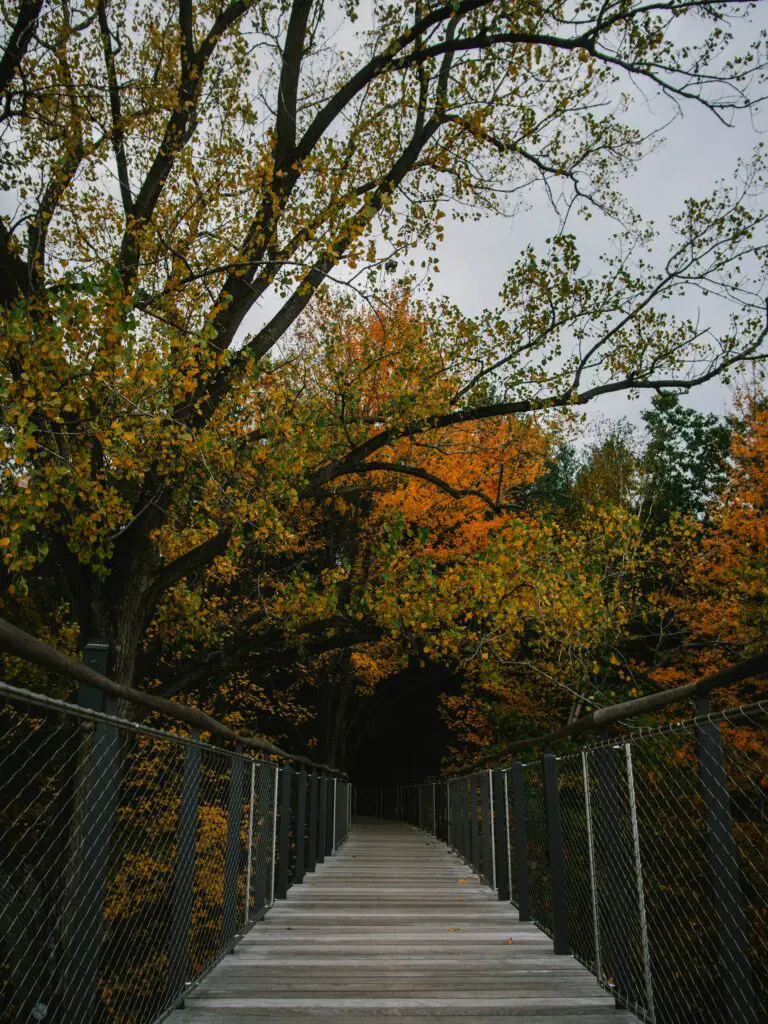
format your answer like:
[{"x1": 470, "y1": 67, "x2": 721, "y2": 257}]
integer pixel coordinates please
[
  {"x1": 169, "y1": 819, "x2": 633, "y2": 1023},
  {"x1": 0, "y1": 650, "x2": 766, "y2": 1024}
]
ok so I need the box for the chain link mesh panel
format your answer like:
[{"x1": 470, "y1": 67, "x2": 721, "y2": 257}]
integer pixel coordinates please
[
  {"x1": 0, "y1": 683, "x2": 286, "y2": 1024},
  {"x1": 381, "y1": 703, "x2": 766, "y2": 1024}
]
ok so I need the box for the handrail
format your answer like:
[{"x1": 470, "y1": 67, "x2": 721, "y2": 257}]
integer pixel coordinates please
[
  {"x1": 450, "y1": 647, "x2": 768, "y2": 775},
  {"x1": 0, "y1": 614, "x2": 345, "y2": 777}
]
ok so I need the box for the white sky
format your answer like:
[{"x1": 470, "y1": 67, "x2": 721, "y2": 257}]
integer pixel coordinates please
[{"x1": 429, "y1": 14, "x2": 768, "y2": 430}]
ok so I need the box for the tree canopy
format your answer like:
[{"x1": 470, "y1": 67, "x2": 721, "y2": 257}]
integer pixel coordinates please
[{"x1": 1, "y1": 0, "x2": 767, "y2": 765}]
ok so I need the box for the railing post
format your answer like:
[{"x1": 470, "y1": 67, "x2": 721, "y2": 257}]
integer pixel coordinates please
[
  {"x1": 470, "y1": 775, "x2": 481, "y2": 876},
  {"x1": 326, "y1": 776, "x2": 336, "y2": 855},
  {"x1": 695, "y1": 697, "x2": 754, "y2": 1022},
  {"x1": 593, "y1": 740, "x2": 632, "y2": 1005},
  {"x1": 462, "y1": 776, "x2": 471, "y2": 865},
  {"x1": 275, "y1": 765, "x2": 292, "y2": 899},
  {"x1": 625, "y1": 743, "x2": 655, "y2": 1022},
  {"x1": 307, "y1": 771, "x2": 318, "y2": 872},
  {"x1": 269, "y1": 763, "x2": 279, "y2": 906},
  {"x1": 221, "y1": 745, "x2": 244, "y2": 954},
  {"x1": 166, "y1": 729, "x2": 201, "y2": 1007},
  {"x1": 542, "y1": 751, "x2": 569, "y2": 955},
  {"x1": 66, "y1": 641, "x2": 120, "y2": 1023},
  {"x1": 432, "y1": 782, "x2": 436, "y2": 837},
  {"x1": 582, "y1": 751, "x2": 601, "y2": 981},
  {"x1": 332, "y1": 778, "x2": 338, "y2": 849},
  {"x1": 480, "y1": 770, "x2": 495, "y2": 888},
  {"x1": 446, "y1": 780, "x2": 452, "y2": 847},
  {"x1": 492, "y1": 770, "x2": 510, "y2": 901},
  {"x1": 294, "y1": 768, "x2": 307, "y2": 882},
  {"x1": 244, "y1": 759, "x2": 256, "y2": 925},
  {"x1": 317, "y1": 773, "x2": 327, "y2": 864},
  {"x1": 511, "y1": 761, "x2": 530, "y2": 921}
]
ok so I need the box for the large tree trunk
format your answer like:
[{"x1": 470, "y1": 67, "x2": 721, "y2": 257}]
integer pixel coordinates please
[{"x1": 53, "y1": 529, "x2": 163, "y2": 689}]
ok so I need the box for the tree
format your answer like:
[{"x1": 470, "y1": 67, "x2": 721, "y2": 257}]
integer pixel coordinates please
[
  {"x1": 573, "y1": 419, "x2": 641, "y2": 513},
  {"x1": 640, "y1": 393, "x2": 732, "y2": 529},
  {"x1": 1, "y1": 0, "x2": 766, "y2": 691},
  {"x1": 647, "y1": 393, "x2": 768, "y2": 698}
]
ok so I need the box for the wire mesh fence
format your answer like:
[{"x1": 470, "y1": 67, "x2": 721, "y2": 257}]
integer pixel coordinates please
[
  {"x1": 0, "y1": 681, "x2": 351, "y2": 1024},
  {"x1": 393, "y1": 700, "x2": 767, "y2": 1024}
]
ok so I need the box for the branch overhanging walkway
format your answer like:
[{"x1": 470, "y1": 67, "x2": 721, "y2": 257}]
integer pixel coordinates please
[{"x1": 172, "y1": 819, "x2": 636, "y2": 1023}]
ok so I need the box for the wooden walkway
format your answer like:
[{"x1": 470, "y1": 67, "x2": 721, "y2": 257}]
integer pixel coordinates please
[{"x1": 172, "y1": 820, "x2": 637, "y2": 1022}]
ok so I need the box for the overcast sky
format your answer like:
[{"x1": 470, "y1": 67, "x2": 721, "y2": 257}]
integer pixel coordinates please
[{"x1": 429, "y1": 8, "x2": 768, "y2": 432}]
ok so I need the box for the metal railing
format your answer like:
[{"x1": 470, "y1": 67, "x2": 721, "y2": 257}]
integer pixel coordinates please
[
  {"x1": 0, "y1": 679, "x2": 352, "y2": 1023},
  {"x1": 395, "y1": 701, "x2": 768, "y2": 1024}
]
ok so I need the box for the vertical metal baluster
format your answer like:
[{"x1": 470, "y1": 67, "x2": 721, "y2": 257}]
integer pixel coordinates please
[
  {"x1": 307, "y1": 771, "x2": 318, "y2": 873},
  {"x1": 269, "y1": 763, "x2": 279, "y2": 906},
  {"x1": 582, "y1": 750, "x2": 601, "y2": 982},
  {"x1": 432, "y1": 782, "x2": 436, "y2": 837},
  {"x1": 503, "y1": 771, "x2": 513, "y2": 904},
  {"x1": 466, "y1": 778, "x2": 472, "y2": 866},
  {"x1": 276, "y1": 765, "x2": 292, "y2": 899},
  {"x1": 695, "y1": 697, "x2": 754, "y2": 1024},
  {"x1": 221, "y1": 746, "x2": 244, "y2": 954},
  {"x1": 492, "y1": 770, "x2": 509, "y2": 901},
  {"x1": 67, "y1": 643, "x2": 120, "y2": 1023},
  {"x1": 511, "y1": 761, "x2": 530, "y2": 921},
  {"x1": 317, "y1": 774, "x2": 327, "y2": 864},
  {"x1": 333, "y1": 778, "x2": 338, "y2": 850},
  {"x1": 470, "y1": 776, "x2": 481, "y2": 875},
  {"x1": 294, "y1": 769, "x2": 307, "y2": 884},
  {"x1": 542, "y1": 752, "x2": 569, "y2": 955},
  {"x1": 446, "y1": 780, "x2": 452, "y2": 847},
  {"x1": 166, "y1": 728, "x2": 201, "y2": 1008},
  {"x1": 487, "y1": 769, "x2": 497, "y2": 890},
  {"x1": 625, "y1": 743, "x2": 654, "y2": 1022},
  {"x1": 244, "y1": 759, "x2": 256, "y2": 925}
]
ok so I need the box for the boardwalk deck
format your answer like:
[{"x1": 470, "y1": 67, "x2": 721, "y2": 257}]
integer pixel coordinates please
[{"x1": 172, "y1": 819, "x2": 637, "y2": 1023}]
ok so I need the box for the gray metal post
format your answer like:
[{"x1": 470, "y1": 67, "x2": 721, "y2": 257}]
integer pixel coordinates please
[
  {"x1": 66, "y1": 642, "x2": 120, "y2": 1023},
  {"x1": 221, "y1": 747, "x2": 244, "y2": 954},
  {"x1": 326, "y1": 776, "x2": 336, "y2": 855},
  {"x1": 317, "y1": 773, "x2": 327, "y2": 864},
  {"x1": 446, "y1": 780, "x2": 452, "y2": 847},
  {"x1": 462, "y1": 776, "x2": 471, "y2": 865},
  {"x1": 470, "y1": 776, "x2": 481, "y2": 875},
  {"x1": 269, "y1": 763, "x2": 279, "y2": 906},
  {"x1": 276, "y1": 765, "x2": 292, "y2": 898},
  {"x1": 244, "y1": 760, "x2": 256, "y2": 924},
  {"x1": 625, "y1": 743, "x2": 655, "y2": 1022},
  {"x1": 593, "y1": 740, "x2": 632, "y2": 1006},
  {"x1": 307, "y1": 771, "x2": 318, "y2": 872},
  {"x1": 492, "y1": 770, "x2": 510, "y2": 901},
  {"x1": 480, "y1": 770, "x2": 494, "y2": 887},
  {"x1": 695, "y1": 697, "x2": 754, "y2": 1022},
  {"x1": 167, "y1": 729, "x2": 201, "y2": 1006},
  {"x1": 511, "y1": 761, "x2": 530, "y2": 920},
  {"x1": 294, "y1": 769, "x2": 307, "y2": 882},
  {"x1": 582, "y1": 751, "x2": 602, "y2": 981},
  {"x1": 542, "y1": 752, "x2": 569, "y2": 955},
  {"x1": 332, "y1": 778, "x2": 338, "y2": 849}
]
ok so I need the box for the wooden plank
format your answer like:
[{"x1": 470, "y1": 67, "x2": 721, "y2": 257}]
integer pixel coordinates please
[{"x1": 169, "y1": 819, "x2": 636, "y2": 1023}]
